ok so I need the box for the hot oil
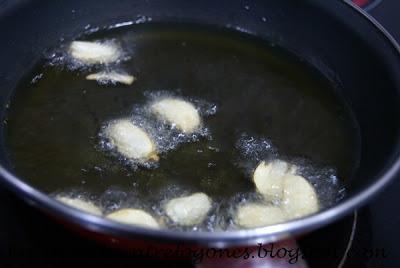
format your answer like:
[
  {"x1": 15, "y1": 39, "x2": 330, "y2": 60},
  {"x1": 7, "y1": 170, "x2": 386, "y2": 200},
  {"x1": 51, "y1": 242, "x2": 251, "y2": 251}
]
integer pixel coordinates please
[{"x1": 4, "y1": 23, "x2": 360, "y2": 231}]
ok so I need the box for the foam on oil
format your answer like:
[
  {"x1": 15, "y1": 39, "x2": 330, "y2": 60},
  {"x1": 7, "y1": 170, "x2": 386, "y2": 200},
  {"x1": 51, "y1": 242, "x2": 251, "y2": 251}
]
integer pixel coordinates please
[{"x1": 98, "y1": 91, "x2": 216, "y2": 170}]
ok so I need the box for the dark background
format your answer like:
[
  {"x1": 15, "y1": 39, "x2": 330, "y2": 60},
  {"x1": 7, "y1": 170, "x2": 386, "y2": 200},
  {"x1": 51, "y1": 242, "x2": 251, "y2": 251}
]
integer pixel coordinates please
[
  {"x1": 355, "y1": 2, "x2": 400, "y2": 268},
  {"x1": 1, "y1": 1, "x2": 400, "y2": 267}
]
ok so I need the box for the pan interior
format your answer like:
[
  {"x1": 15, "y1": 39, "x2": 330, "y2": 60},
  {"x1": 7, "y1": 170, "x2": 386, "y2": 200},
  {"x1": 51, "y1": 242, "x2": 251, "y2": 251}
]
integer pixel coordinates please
[{"x1": 3, "y1": 23, "x2": 360, "y2": 231}]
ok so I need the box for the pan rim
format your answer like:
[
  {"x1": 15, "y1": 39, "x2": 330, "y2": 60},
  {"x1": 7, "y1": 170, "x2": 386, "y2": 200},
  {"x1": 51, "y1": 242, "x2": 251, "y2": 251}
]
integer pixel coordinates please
[{"x1": 0, "y1": 0, "x2": 399, "y2": 247}]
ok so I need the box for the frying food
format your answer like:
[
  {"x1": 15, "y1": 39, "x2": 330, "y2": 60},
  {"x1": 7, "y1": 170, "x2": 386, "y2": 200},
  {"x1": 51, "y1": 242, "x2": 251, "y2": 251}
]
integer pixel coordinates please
[
  {"x1": 86, "y1": 71, "x2": 136, "y2": 85},
  {"x1": 164, "y1": 192, "x2": 212, "y2": 226},
  {"x1": 253, "y1": 160, "x2": 297, "y2": 201},
  {"x1": 104, "y1": 119, "x2": 159, "y2": 162},
  {"x1": 56, "y1": 196, "x2": 102, "y2": 216},
  {"x1": 69, "y1": 40, "x2": 121, "y2": 64},
  {"x1": 150, "y1": 98, "x2": 201, "y2": 133},
  {"x1": 282, "y1": 174, "x2": 319, "y2": 219},
  {"x1": 106, "y1": 208, "x2": 160, "y2": 228},
  {"x1": 235, "y1": 203, "x2": 286, "y2": 228},
  {"x1": 252, "y1": 160, "x2": 319, "y2": 219}
]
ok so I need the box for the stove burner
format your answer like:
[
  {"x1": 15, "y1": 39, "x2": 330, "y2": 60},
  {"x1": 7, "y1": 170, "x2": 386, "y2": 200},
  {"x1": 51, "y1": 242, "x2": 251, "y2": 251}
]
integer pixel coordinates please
[{"x1": 351, "y1": 0, "x2": 383, "y2": 10}]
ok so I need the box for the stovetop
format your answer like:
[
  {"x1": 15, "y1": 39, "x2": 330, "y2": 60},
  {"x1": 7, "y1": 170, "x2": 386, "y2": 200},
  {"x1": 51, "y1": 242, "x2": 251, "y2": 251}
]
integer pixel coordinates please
[{"x1": 1, "y1": 1, "x2": 400, "y2": 267}]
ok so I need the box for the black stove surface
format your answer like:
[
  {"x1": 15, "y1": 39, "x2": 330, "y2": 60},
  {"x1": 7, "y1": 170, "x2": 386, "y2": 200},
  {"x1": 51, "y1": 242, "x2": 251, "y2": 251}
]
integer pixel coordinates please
[{"x1": 1, "y1": 1, "x2": 400, "y2": 267}]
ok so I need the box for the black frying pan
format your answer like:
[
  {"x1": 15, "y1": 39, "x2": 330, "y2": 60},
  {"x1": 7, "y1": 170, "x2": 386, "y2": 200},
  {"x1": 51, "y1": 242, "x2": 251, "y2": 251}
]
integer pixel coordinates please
[{"x1": 0, "y1": 0, "x2": 399, "y2": 250}]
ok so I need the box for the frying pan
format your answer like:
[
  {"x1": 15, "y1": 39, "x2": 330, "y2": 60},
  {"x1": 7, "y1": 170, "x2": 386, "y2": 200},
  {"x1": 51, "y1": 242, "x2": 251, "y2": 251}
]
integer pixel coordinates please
[{"x1": 0, "y1": 0, "x2": 399, "y2": 252}]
